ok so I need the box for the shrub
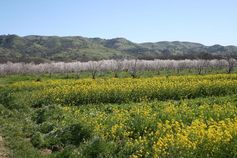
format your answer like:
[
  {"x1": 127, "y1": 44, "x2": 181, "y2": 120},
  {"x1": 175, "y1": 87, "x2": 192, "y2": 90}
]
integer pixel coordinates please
[{"x1": 31, "y1": 132, "x2": 45, "y2": 148}]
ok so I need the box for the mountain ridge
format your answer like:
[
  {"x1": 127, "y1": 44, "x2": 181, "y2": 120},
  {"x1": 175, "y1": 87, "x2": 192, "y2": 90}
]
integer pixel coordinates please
[{"x1": 0, "y1": 34, "x2": 236, "y2": 63}]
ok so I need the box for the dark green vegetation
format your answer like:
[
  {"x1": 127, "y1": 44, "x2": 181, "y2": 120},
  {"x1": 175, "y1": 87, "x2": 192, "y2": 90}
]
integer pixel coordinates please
[
  {"x1": 1, "y1": 74, "x2": 237, "y2": 157},
  {"x1": 1, "y1": 35, "x2": 237, "y2": 63}
]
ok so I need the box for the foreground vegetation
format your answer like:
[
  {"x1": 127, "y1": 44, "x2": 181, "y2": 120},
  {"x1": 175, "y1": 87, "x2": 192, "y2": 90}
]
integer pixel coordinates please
[{"x1": 0, "y1": 74, "x2": 237, "y2": 157}]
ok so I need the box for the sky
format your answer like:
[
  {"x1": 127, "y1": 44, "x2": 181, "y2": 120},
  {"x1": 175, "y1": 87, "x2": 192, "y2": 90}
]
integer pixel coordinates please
[{"x1": 0, "y1": 0, "x2": 237, "y2": 46}]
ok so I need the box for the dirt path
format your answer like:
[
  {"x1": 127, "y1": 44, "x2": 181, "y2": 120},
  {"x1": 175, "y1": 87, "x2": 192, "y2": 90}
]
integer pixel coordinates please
[{"x1": 0, "y1": 136, "x2": 9, "y2": 158}]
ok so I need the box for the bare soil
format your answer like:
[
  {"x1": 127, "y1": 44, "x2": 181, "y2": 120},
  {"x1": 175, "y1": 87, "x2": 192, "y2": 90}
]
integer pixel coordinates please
[{"x1": 0, "y1": 136, "x2": 9, "y2": 158}]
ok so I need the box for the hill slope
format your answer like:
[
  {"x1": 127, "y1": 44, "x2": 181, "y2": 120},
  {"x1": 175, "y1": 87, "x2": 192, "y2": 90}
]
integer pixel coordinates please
[{"x1": 0, "y1": 35, "x2": 237, "y2": 63}]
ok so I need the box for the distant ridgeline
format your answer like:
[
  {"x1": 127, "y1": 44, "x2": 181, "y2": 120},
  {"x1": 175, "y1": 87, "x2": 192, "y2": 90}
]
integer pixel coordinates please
[{"x1": 0, "y1": 34, "x2": 237, "y2": 63}]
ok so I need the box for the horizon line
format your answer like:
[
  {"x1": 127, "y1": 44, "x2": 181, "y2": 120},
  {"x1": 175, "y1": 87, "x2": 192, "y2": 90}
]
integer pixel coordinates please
[{"x1": 0, "y1": 33, "x2": 236, "y2": 47}]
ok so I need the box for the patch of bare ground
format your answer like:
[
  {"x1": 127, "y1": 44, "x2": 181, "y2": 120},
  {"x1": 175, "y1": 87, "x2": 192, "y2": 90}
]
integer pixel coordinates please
[{"x1": 0, "y1": 136, "x2": 9, "y2": 158}]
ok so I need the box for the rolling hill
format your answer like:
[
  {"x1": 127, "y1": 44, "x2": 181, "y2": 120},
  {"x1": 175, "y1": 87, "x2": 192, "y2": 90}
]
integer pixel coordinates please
[{"x1": 0, "y1": 35, "x2": 237, "y2": 63}]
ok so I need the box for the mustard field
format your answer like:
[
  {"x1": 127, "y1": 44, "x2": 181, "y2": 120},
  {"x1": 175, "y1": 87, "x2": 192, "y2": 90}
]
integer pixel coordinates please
[
  {"x1": 11, "y1": 74, "x2": 237, "y2": 106},
  {"x1": 0, "y1": 74, "x2": 237, "y2": 157}
]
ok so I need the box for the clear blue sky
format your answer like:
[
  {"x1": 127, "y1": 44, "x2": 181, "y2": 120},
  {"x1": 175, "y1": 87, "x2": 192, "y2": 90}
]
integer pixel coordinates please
[{"x1": 1, "y1": 0, "x2": 236, "y2": 45}]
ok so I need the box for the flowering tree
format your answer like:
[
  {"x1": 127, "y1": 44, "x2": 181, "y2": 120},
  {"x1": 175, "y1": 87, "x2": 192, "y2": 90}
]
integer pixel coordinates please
[
  {"x1": 0, "y1": 59, "x2": 235, "y2": 76},
  {"x1": 87, "y1": 61, "x2": 103, "y2": 79},
  {"x1": 226, "y1": 58, "x2": 236, "y2": 74}
]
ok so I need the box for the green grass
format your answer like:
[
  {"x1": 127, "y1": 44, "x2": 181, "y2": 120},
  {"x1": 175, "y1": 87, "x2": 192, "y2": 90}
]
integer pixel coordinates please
[{"x1": 0, "y1": 67, "x2": 235, "y2": 85}]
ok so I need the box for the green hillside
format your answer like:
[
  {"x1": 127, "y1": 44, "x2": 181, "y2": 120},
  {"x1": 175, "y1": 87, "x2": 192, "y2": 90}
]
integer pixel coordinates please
[{"x1": 0, "y1": 35, "x2": 237, "y2": 63}]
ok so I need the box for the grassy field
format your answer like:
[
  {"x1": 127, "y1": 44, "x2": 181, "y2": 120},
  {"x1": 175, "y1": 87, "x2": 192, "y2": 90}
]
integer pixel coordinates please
[{"x1": 0, "y1": 73, "x2": 237, "y2": 157}]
